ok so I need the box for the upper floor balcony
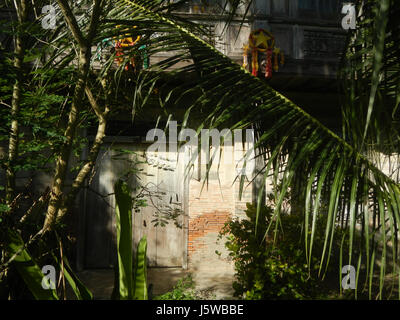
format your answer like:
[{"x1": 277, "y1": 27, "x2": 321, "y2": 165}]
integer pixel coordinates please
[{"x1": 168, "y1": 0, "x2": 347, "y2": 81}]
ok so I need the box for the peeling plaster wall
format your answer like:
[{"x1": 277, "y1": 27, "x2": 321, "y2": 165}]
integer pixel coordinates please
[{"x1": 187, "y1": 142, "x2": 255, "y2": 269}]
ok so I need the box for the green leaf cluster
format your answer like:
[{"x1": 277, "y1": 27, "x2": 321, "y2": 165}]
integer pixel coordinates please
[
  {"x1": 154, "y1": 274, "x2": 206, "y2": 300},
  {"x1": 220, "y1": 203, "x2": 351, "y2": 300}
]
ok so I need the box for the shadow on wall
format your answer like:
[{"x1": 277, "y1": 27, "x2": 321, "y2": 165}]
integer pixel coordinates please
[{"x1": 79, "y1": 142, "x2": 186, "y2": 269}]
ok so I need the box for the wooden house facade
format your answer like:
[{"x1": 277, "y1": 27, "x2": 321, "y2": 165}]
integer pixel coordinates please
[{"x1": 76, "y1": 0, "x2": 348, "y2": 271}]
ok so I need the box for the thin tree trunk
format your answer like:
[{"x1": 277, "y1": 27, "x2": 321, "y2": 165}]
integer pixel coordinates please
[
  {"x1": 43, "y1": 47, "x2": 91, "y2": 231},
  {"x1": 42, "y1": 0, "x2": 103, "y2": 232},
  {"x1": 6, "y1": 0, "x2": 28, "y2": 205},
  {"x1": 56, "y1": 85, "x2": 110, "y2": 222}
]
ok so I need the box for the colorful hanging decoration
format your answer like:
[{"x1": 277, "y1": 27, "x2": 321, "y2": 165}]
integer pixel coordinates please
[
  {"x1": 93, "y1": 27, "x2": 149, "y2": 71},
  {"x1": 246, "y1": 29, "x2": 284, "y2": 78},
  {"x1": 115, "y1": 26, "x2": 141, "y2": 71}
]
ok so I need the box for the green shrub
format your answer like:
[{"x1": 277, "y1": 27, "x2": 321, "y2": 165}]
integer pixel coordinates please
[
  {"x1": 220, "y1": 203, "x2": 349, "y2": 300},
  {"x1": 154, "y1": 274, "x2": 215, "y2": 300},
  {"x1": 154, "y1": 275, "x2": 199, "y2": 300}
]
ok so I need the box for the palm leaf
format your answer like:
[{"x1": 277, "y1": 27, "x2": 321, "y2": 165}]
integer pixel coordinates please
[
  {"x1": 106, "y1": 0, "x2": 400, "y2": 298},
  {"x1": 341, "y1": 0, "x2": 400, "y2": 151}
]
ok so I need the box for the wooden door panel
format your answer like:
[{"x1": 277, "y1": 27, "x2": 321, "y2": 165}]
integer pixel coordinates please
[
  {"x1": 85, "y1": 147, "x2": 115, "y2": 268},
  {"x1": 84, "y1": 142, "x2": 185, "y2": 268}
]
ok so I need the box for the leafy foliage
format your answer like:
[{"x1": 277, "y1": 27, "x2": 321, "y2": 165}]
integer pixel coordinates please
[
  {"x1": 340, "y1": 0, "x2": 400, "y2": 151},
  {"x1": 110, "y1": 0, "x2": 400, "y2": 298},
  {"x1": 3, "y1": 230, "x2": 58, "y2": 300},
  {"x1": 154, "y1": 274, "x2": 214, "y2": 300},
  {"x1": 1, "y1": 0, "x2": 400, "y2": 300},
  {"x1": 220, "y1": 203, "x2": 358, "y2": 300}
]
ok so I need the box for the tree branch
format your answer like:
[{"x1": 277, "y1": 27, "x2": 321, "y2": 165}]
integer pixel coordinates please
[
  {"x1": 43, "y1": 1, "x2": 104, "y2": 232},
  {"x1": 56, "y1": 0, "x2": 87, "y2": 48},
  {"x1": 56, "y1": 85, "x2": 110, "y2": 222},
  {"x1": 87, "y1": 0, "x2": 104, "y2": 42}
]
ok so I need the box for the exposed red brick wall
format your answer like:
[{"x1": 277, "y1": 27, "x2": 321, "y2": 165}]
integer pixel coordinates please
[
  {"x1": 186, "y1": 154, "x2": 254, "y2": 266},
  {"x1": 188, "y1": 211, "x2": 231, "y2": 257},
  {"x1": 188, "y1": 178, "x2": 234, "y2": 262}
]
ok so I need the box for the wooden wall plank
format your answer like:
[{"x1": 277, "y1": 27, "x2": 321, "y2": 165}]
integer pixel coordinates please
[{"x1": 83, "y1": 141, "x2": 186, "y2": 269}]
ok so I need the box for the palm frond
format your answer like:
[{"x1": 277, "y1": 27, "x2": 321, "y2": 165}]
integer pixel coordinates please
[
  {"x1": 340, "y1": 0, "x2": 400, "y2": 153},
  {"x1": 102, "y1": 0, "x2": 400, "y2": 298}
]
